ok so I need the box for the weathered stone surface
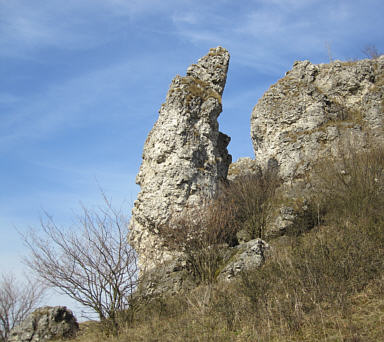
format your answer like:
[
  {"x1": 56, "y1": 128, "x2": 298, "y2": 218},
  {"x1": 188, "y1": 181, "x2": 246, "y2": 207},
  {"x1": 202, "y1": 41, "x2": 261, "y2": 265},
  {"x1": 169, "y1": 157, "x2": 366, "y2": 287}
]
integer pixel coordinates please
[
  {"x1": 129, "y1": 47, "x2": 232, "y2": 271},
  {"x1": 227, "y1": 157, "x2": 261, "y2": 181},
  {"x1": 8, "y1": 306, "x2": 78, "y2": 342},
  {"x1": 137, "y1": 258, "x2": 196, "y2": 298},
  {"x1": 251, "y1": 56, "x2": 384, "y2": 183},
  {"x1": 218, "y1": 239, "x2": 269, "y2": 281}
]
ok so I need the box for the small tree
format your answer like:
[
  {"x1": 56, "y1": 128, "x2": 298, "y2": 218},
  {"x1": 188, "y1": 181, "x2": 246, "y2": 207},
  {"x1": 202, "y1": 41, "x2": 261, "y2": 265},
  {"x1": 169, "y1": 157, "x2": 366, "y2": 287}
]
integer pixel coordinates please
[
  {"x1": 0, "y1": 273, "x2": 45, "y2": 342},
  {"x1": 23, "y1": 195, "x2": 138, "y2": 334}
]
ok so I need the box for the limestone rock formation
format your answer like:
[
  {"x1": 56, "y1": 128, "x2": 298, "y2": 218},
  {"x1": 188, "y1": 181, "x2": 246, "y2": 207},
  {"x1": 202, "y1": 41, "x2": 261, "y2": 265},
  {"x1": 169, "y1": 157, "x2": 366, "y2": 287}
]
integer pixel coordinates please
[
  {"x1": 8, "y1": 306, "x2": 78, "y2": 342},
  {"x1": 227, "y1": 157, "x2": 261, "y2": 181},
  {"x1": 251, "y1": 56, "x2": 384, "y2": 183},
  {"x1": 218, "y1": 239, "x2": 269, "y2": 281},
  {"x1": 251, "y1": 56, "x2": 384, "y2": 236},
  {"x1": 129, "y1": 47, "x2": 232, "y2": 271}
]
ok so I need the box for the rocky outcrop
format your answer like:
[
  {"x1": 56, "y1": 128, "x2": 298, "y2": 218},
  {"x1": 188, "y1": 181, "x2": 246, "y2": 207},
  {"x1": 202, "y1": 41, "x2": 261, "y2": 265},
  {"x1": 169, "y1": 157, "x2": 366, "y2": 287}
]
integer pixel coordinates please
[
  {"x1": 218, "y1": 239, "x2": 269, "y2": 281},
  {"x1": 250, "y1": 56, "x2": 384, "y2": 236},
  {"x1": 129, "y1": 47, "x2": 232, "y2": 271},
  {"x1": 8, "y1": 306, "x2": 78, "y2": 342},
  {"x1": 251, "y1": 56, "x2": 384, "y2": 184},
  {"x1": 227, "y1": 157, "x2": 261, "y2": 181}
]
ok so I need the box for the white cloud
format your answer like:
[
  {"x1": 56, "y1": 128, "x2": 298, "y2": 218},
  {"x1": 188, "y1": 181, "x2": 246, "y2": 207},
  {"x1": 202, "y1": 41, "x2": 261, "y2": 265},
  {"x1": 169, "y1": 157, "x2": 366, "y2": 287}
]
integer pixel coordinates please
[
  {"x1": 0, "y1": 56, "x2": 147, "y2": 148},
  {"x1": 178, "y1": 29, "x2": 225, "y2": 45},
  {"x1": 257, "y1": 0, "x2": 317, "y2": 9},
  {"x1": 86, "y1": 0, "x2": 189, "y2": 20},
  {"x1": 0, "y1": 0, "x2": 134, "y2": 57},
  {"x1": 172, "y1": 12, "x2": 199, "y2": 25}
]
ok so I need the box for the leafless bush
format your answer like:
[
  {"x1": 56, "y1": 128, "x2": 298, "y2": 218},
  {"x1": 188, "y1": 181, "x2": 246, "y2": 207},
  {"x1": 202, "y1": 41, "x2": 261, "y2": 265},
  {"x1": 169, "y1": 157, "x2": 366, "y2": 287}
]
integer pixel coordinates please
[
  {"x1": 312, "y1": 144, "x2": 384, "y2": 224},
  {"x1": 362, "y1": 45, "x2": 382, "y2": 59},
  {"x1": 159, "y1": 170, "x2": 280, "y2": 283},
  {"x1": 0, "y1": 273, "x2": 45, "y2": 341},
  {"x1": 23, "y1": 194, "x2": 138, "y2": 335},
  {"x1": 236, "y1": 145, "x2": 384, "y2": 338},
  {"x1": 221, "y1": 171, "x2": 281, "y2": 239},
  {"x1": 159, "y1": 198, "x2": 237, "y2": 284}
]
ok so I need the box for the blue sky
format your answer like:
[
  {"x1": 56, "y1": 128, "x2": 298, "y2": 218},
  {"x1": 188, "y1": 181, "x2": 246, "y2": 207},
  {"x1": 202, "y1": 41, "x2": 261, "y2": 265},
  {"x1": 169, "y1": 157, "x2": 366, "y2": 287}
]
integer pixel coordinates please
[{"x1": 1, "y1": 0, "x2": 383, "y2": 317}]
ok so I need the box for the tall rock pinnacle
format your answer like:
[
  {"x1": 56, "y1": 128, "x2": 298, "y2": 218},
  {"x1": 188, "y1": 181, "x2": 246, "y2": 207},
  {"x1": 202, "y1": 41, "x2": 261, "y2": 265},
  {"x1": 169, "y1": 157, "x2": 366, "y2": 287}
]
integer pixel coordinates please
[{"x1": 129, "y1": 47, "x2": 232, "y2": 271}]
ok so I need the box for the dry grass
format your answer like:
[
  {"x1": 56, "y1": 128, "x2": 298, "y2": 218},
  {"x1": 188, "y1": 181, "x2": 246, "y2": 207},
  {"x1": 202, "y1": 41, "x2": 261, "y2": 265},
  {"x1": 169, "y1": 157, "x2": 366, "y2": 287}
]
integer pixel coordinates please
[
  {"x1": 158, "y1": 198, "x2": 238, "y2": 284},
  {"x1": 158, "y1": 170, "x2": 280, "y2": 284},
  {"x1": 220, "y1": 170, "x2": 281, "y2": 240}
]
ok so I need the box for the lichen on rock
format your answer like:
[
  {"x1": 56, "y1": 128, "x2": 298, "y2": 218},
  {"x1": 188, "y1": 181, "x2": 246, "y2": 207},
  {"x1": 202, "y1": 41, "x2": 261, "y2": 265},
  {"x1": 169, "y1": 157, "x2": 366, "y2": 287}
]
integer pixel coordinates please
[{"x1": 129, "y1": 47, "x2": 232, "y2": 272}]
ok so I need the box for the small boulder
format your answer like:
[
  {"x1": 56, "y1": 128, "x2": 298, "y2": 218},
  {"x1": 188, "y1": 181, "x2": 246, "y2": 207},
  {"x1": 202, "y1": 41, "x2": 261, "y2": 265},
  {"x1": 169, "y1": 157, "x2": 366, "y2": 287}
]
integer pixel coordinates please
[
  {"x1": 8, "y1": 306, "x2": 79, "y2": 342},
  {"x1": 219, "y1": 239, "x2": 269, "y2": 281}
]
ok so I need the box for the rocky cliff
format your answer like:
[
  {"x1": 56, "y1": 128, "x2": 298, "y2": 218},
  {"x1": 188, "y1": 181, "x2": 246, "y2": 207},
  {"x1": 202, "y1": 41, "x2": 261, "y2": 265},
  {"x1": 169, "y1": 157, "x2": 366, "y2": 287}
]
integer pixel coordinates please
[
  {"x1": 129, "y1": 47, "x2": 232, "y2": 271},
  {"x1": 251, "y1": 56, "x2": 384, "y2": 183},
  {"x1": 130, "y1": 47, "x2": 384, "y2": 278},
  {"x1": 250, "y1": 56, "x2": 384, "y2": 235}
]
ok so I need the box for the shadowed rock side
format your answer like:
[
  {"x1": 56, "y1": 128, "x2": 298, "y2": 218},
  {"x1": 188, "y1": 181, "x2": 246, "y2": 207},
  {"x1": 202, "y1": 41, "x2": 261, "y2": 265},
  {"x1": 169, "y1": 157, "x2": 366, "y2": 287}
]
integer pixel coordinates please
[
  {"x1": 129, "y1": 47, "x2": 232, "y2": 271},
  {"x1": 251, "y1": 56, "x2": 384, "y2": 183},
  {"x1": 8, "y1": 306, "x2": 78, "y2": 342}
]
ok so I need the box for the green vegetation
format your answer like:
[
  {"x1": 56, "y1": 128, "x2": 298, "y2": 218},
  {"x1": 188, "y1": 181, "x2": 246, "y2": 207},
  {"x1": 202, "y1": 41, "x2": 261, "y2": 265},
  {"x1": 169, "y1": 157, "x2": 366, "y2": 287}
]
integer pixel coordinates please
[{"x1": 52, "y1": 144, "x2": 384, "y2": 341}]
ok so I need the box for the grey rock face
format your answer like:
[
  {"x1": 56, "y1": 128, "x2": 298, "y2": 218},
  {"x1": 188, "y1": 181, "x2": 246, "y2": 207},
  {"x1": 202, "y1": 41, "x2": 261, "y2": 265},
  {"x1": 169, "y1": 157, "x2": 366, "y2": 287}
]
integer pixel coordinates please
[
  {"x1": 8, "y1": 306, "x2": 78, "y2": 342},
  {"x1": 227, "y1": 157, "x2": 261, "y2": 181},
  {"x1": 129, "y1": 47, "x2": 232, "y2": 271},
  {"x1": 251, "y1": 56, "x2": 384, "y2": 183},
  {"x1": 219, "y1": 239, "x2": 269, "y2": 281},
  {"x1": 137, "y1": 258, "x2": 196, "y2": 298}
]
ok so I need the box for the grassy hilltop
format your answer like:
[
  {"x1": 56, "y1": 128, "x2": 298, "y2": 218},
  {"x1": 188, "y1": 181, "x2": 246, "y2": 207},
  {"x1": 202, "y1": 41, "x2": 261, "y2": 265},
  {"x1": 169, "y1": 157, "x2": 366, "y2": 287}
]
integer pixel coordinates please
[{"x1": 57, "y1": 143, "x2": 384, "y2": 342}]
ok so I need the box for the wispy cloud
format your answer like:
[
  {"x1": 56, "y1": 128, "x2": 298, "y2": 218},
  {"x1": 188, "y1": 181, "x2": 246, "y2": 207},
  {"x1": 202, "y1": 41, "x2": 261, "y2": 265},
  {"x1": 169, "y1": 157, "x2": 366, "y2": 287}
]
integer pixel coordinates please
[
  {"x1": 172, "y1": 12, "x2": 199, "y2": 25},
  {"x1": 0, "y1": 0, "x2": 176, "y2": 58},
  {"x1": 0, "y1": 1, "x2": 88, "y2": 57},
  {"x1": 0, "y1": 55, "x2": 164, "y2": 150},
  {"x1": 100, "y1": 0, "x2": 183, "y2": 16},
  {"x1": 169, "y1": 0, "x2": 384, "y2": 73}
]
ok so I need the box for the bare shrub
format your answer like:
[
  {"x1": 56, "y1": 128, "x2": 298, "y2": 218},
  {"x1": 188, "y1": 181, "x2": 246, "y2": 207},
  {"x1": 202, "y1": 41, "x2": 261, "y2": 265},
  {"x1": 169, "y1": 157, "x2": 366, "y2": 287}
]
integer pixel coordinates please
[
  {"x1": 158, "y1": 170, "x2": 280, "y2": 284},
  {"x1": 23, "y1": 195, "x2": 138, "y2": 335},
  {"x1": 362, "y1": 45, "x2": 382, "y2": 59},
  {"x1": 312, "y1": 144, "x2": 384, "y2": 224},
  {"x1": 159, "y1": 198, "x2": 238, "y2": 284},
  {"x1": 221, "y1": 170, "x2": 281, "y2": 239},
  {"x1": 239, "y1": 144, "x2": 384, "y2": 339},
  {"x1": 0, "y1": 273, "x2": 45, "y2": 342}
]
